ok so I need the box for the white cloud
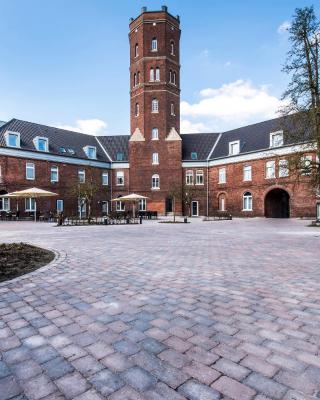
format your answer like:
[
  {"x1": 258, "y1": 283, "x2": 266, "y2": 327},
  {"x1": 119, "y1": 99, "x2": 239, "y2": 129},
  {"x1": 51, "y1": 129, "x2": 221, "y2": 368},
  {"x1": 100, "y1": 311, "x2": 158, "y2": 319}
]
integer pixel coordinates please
[
  {"x1": 278, "y1": 21, "x2": 291, "y2": 34},
  {"x1": 180, "y1": 79, "x2": 285, "y2": 132},
  {"x1": 180, "y1": 119, "x2": 208, "y2": 134},
  {"x1": 56, "y1": 119, "x2": 107, "y2": 136},
  {"x1": 224, "y1": 61, "x2": 232, "y2": 67}
]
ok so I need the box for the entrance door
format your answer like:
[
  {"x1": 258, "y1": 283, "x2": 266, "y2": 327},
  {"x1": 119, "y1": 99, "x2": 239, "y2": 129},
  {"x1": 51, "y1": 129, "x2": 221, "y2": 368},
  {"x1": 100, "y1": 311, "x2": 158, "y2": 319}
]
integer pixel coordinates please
[
  {"x1": 165, "y1": 197, "x2": 173, "y2": 214},
  {"x1": 191, "y1": 201, "x2": 199, "y2": 216},
  {"x1": 265, "y1": 189, "x2": 290, "y2": 218}
]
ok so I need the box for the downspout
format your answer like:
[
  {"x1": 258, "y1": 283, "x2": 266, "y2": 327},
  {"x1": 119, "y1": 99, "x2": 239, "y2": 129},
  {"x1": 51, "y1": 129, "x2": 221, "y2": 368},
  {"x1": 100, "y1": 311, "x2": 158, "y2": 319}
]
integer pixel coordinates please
[{"x1": 206, "y1": 133, "x2": 222, "y2": 218}]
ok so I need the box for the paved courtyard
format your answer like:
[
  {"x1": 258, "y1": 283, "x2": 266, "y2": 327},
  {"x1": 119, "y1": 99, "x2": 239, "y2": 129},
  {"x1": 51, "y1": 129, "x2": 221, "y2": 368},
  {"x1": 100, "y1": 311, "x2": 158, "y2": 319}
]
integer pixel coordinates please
[{"x1": 0, "y1": 218, "x2": 319, "y2": 400}]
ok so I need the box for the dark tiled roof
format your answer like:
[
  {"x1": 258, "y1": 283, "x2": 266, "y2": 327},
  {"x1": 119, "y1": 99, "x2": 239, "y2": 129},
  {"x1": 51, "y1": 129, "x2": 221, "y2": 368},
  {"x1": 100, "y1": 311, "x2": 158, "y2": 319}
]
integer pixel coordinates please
[
  {"x1": 97, "y1": 135, "x2": 129, "y2": 162},
  {"x1": 0, "y1": 121, "x2": 6, "y2": 127},
  {"x1": 0, "y1": 119, "x2": 111, "y2": 162},
  {"x1": 181, "y1": 132, "x2": 220, "y2": 161}
]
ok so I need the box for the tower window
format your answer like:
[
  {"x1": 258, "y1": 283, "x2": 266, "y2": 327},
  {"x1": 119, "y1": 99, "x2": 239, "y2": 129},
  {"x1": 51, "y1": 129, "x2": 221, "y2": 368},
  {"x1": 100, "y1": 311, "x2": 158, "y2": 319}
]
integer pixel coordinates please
[
  {"x1": 135, "y1": 103, "x2": 139, "y2": 116},
  {"x1": 155, "y1": 67, "x2": 160, "y2": 81},
  {"x1": 152, "y1": 174, "x2": 160, "y2": 189},
  {"x1": 170, "y1": 102, "x2": 175, "y2": 116},
  {"x1": 134, "y1": 73, "x2": 137, "y2": 86},
  {"x1": 152, "y1": 128, "x2": 159, "y2": 140},
  {"x1": 169, "y1": 70, "x2": 172, "y2": 83},
  {"x1": 151, "y1": 38, "x2": 158, "y2": 52},
  {"x1": 173, "y1": 71, "x2": 177, "y2": 85},
  {"x1": 152, "y1": 153, "x2": 159, "y2": 165},
  {"x1": 151, "y1": 99, "x2": 159, "y2": 113},
  {"x1": 150, "y1": 68, "x2": 154, "y2": 82},
  {"x1": 135, "y1": 43, "x2": 139, "y2": 57},
  {"x1": 170, "y1": 41, "x2": 175, "y2": 55}
]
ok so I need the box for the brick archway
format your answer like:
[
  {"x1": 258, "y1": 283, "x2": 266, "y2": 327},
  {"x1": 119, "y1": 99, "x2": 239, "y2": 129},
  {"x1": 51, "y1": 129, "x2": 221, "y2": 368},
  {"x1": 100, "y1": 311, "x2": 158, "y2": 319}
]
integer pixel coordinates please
[{"x1": 265, "y1": 188, "x2": 290, "y2": 218}]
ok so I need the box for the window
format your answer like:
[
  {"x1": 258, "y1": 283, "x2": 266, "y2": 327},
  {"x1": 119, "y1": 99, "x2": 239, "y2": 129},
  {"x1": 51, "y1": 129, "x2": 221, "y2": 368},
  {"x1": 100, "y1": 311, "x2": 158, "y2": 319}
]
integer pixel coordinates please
[
  {"x1": 134, "y1": 73, "x2": 137, "y2": 86},
  {"x1": 155, "y1": 67, "x2": 160, "y2": 81},
  {"x1": 116, "y1": 171, "x2": 124, "y2": 186},
  {"x1": 173, "y1": 72, "x2": 176, "y2": 85},
  {"x1": 102, "y1": 172, "x2": 109, "y2": 186},
  {"x1": 151, "y1": 38, "x2": 158, "y2": 51},
  {"x1": 134, "y1": 43, "x2": 139, "y2": 57},
  {"x1": 59, "y1": 147, "x2": 66, "y2": 153},
  {"x1": 137, "y1": 71, "x2": 140, "y2": 84},
  {"x1": 56, "y1": 199, "x2": 64, "y2": 213},
  {"x1": 152, "y1": 174, "x2": 160, "y2": 189},
  {"x1": 279, "y1": 160, "x2": 289, "y2": 177},
  {"x1": 243, "y1": 165, "x2": 252, "y2": 181},
  {"x1": 150, "y1": 68, "x2": 154, "y2": 82},
  {"x1": 102, "y1": 201, "x2": 108, "y2": 214},
  {"x1": 25, "y1": 198, "x2": 36, "y2": 212},
  {"x1": 218, "y1": 194, "x2": 226, "y2": 211},
  {"x1": 26, "y1": 163, "x2": 35, "y2": 180},
  {"x1": 270, "y1": 131, "x2": 284, "y2": 148},
  {"x1": 34, "y1": 137, "x2": 49, "y2": 152},
  {"x1": 67, "y1": 148, "x2": 75, "y2": 155},
  {"x1": 151, "y1": 99, "x2": 159, "y2": 113},
  {"x1": 78, "y1": 169, "x2": 85, "y2": 183},
  {"x1": 152, "y1": 153, "x2": 159, "y2": 165},
  {"x1": 169, "y1": 70, "x2": 172, "y2": 83},
  {"x1": 170, "y1": 41, "x2": 175, "y2": 55},
  {"x1": 84, "y1": 146, "x2": 96, "y2": 159},
  {"x1": 139, "y1": 198, "x2": 147, "y2": 211},
  {"x1": 170, "y1": 102, "x2": 175, "y2": 116},
  {"x1": 186, "y1": 170, "x2": 194, "y2": 185},
  {"x1": 152, "y1": 128, "x2": 159, "y2": 140},
  {"x1": 243, "y1": 192, "x2": 253, "y2": 211},
  {"x1": 266, "y1": 161, "x2": 276, "y2": 179},
  {"x1": 218, "y1": 167, "x2": 226, "y2": 184},
  {"x1": 301, "y1": 155, "x2": 313, "y2": 175},
  {"x1": 5, "y1": 131, "x2": 20, "y2": 148},
  {"x1": 116, "y1": 152, "x2": 124, "y2": 161},
  {"x1": 116, "y1": 201, "x2": 125, "y2": 212},
  {"x1": 0, "y1": 197, "x2": 10, "y2": 211},
  {"x1": 196, "y1": 170, "x2": 204, "y2": 185},
  {"x1": 135, "y1": 103, "x2": 139, "y2": 116},
  {"x1": 78, "y1": 198, "x2": 86, "y2": 218},
  {"x1": 191, "y1": 152, "x2": 198, "y2": 160},
  {"x1": 50, "y1": 166, "x2": 59, "y2": 183},
  {"x1": 229, "y1": 140, "x2": 240, "y2": 155}
]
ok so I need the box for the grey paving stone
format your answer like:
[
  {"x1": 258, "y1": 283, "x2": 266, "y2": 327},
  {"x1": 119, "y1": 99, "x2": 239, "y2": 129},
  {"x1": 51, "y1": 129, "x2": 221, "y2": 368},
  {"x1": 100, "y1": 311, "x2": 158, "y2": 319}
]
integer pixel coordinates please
[
  {"x1": 140, "y1": 337, "x2": 167, "y2": 354},
  {"x1": 0, "y1": 376, "x2": 22, "y2": 400},
  {"x1": 121, "y1": 366, "x2": 157, "y2": 391},
  {"x1": 0, "y1": 361, "x2": 11, "y2": 379},
  {"x1": 244, "y1": 373, "x2": 288, "y2": 400},
  {"x1": 22, "y1": 374, "x2": 56, "y2": 400},
  {"x1": 31, "y1": 345, "x2": 59, "y2": 364},
  {"x1": 55, "y1": 372, "x2": 89, "y2": 399},
  {"x1": 89, "y1": 369, "x2": 125, "y2": 396},
  {"x1": 72, "y1": 355, "x2": 103, "y2": 377},
  {"x1": 178, "y1": 379, "x2": 221, "y2": 400},
  {"x1": 42, "y1": 357, "x2": 74, "y2": 379}
]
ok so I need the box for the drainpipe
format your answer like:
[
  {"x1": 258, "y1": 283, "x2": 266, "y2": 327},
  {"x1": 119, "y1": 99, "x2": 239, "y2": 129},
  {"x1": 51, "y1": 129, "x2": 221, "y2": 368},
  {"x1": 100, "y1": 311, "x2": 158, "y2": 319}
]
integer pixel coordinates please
[
  {"x1": 206, "y1": 160, "x2": 209, "y2": 218},
  {"x1": 110, "y1": 168, "x2": 113, "y2": 212}
]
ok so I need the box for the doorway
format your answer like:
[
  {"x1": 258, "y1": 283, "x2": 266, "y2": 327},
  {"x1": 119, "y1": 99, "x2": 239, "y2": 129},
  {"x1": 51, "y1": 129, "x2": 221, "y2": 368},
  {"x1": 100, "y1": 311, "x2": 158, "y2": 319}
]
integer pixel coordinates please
[
  {"x1": 191, "y1": 201, "x2": 199, "y2": 217},
  {"x1": 265, "y1": 189, "x2": 290, "y2": 218},
  {"x1": 165, "y1": 197, "x2": 173, "y2": 214}
]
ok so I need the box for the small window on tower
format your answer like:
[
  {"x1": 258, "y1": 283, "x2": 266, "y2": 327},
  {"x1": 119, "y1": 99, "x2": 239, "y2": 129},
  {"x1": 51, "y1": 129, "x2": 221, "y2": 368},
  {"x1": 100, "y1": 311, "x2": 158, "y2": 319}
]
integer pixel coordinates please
[
  {"x1": 150, "y1": 68, "x2": 154, "y2": 82},
  {"x1": 155, "y1": 67, "x2": 160, "y2": 81},
  {"x1": 152, "y1": 128, "x2": 159, "y2": 140},
  {"x1": 134, "y1": 73, "x2": 137, "y2": 86},
  {"x1": 173, "y1": 71, "x2": 177, "y2": 85},
  {"x1": 137, "y1": 71, "x2": 140, "y2": 85},
  {"x1": 151, "y1": 38, "x2": 158, "y2": 52},
  {"x1": 135, "y1": 43, "x2": 139, "y2": 57},
  {"x1": 135, "y1": 103, "x2": 139, "y2": 117},
  {"x1": 170, "y1": 41, "x2": 175, "y2": 55},
  {"x1": 169, "y1": 70, "x2": 172, "y2": 83},
  {"x1": 151, "y1": 99, "x2": 159, "y2": 113},
  {"x1": 170, "y1": 102, "x2": 175, "y2": 116}
]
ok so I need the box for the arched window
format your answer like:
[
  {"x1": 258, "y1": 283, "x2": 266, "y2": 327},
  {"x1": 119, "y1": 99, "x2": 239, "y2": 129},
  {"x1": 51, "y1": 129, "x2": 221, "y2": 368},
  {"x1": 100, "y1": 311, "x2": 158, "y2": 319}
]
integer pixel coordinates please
[
  {"x1": 169, "y1": 70, "x2": 172, "y2": 83},
  {"x1": 173, "y1": 71, "x2": 177, "y2": 85},
  {"x1": 152, "y1": 174, "x2": 160, "y2": 189},
  {"x1": 170, "y1": 41, "x2": 175, "y2": 55},
  {"x1": 135, "y1": 103, "x2": 139, "y2": 117},
  {"x1": 155, "y1": 67, "x2": 160, "y2": 81},
  {"x1": 150, "y1": 68, "x2": 154, "y2": 82},
  {"x1": 137, "y1": 71, "x2": 140, "y2": 85},
  {"x1": 243, "y1": 192, "x2": 253, "y2": 211},
  {"x1": 135, "y1": 43, "x2": 139, "y2": 57},
  {"x1": 218, "y1": 194, "x2": 226, "y2": 211},
  {"x1": 151, "y1": 37, "x2": 158, "y2": 51},
  {"x1": 152, "y1": 128, "x2": 159, "y2": 140},
  {"x1": 170, "y1": 102, "x2": 175, "y2": 116},
  {"x1": 151, "y1": 99, "x2": 159, "y2": 113},
  {"x1": 133, "y1": 73, "x2": 137, "y2": 87}
]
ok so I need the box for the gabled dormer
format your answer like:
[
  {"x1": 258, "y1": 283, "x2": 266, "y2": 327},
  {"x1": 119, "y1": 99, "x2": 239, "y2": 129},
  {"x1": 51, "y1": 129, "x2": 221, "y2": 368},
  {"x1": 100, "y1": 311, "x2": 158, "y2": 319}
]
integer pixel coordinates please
[
  {"x1": 83, "y1": 145, "x2": 97, "y2": 159},
  {"x1": 33, "y1": 136, "x2": 49, "y2": 152},
  {"x1": 229, "y1": 140, "x2": 240, "y2": 156},
  {"x1": 269, "y1": 130, "x2": 284, "y2": 148},
  {"x1": 5, "y1": 131, "x2": 20, "y2": 148}
]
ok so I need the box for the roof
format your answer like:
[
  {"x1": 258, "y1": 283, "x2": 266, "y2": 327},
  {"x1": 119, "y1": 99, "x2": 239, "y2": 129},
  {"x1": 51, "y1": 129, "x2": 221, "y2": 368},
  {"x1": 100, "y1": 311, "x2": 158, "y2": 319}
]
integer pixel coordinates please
[
  {"x1": 0, "y1": 119, "x2": 111, "y2": 162},
  {"x1": 181, "y1": 132, "x2": 220, "y2": 161},
  {"x1": 97, "y1": 135, "x2": 129, "y2": 162},
  {"x1": 0, "y1": 121, "x2": 6, "y2": 128}
]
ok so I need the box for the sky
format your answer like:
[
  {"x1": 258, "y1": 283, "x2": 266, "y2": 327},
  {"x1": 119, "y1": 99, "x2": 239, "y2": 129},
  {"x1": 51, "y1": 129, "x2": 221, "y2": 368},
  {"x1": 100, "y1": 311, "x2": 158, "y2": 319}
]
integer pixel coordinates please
[{"x1": 0, "y1": 0, "x2": 319, "y2": 135}]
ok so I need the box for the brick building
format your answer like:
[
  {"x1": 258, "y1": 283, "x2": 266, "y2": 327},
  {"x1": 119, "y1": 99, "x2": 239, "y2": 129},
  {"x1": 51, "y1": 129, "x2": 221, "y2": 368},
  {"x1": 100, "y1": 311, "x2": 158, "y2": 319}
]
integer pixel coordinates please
[{"x1": 0, "y1": 7, "x2": 318, "y2": 219}]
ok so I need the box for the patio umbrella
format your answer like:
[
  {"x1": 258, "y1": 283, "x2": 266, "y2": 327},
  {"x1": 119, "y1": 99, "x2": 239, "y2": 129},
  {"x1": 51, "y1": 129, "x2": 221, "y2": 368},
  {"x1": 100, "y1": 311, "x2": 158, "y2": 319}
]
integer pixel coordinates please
[
  {"x1": 1, "y1": 187, "x2": 58, "y2": 222},
  {"x1": 111, "y1": 193, "x2": 148, "y2": 218}
]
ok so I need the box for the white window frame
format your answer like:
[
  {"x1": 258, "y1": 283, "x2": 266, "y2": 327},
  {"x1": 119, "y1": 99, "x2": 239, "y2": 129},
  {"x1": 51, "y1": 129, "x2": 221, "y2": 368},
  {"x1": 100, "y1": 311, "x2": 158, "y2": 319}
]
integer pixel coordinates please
[
  {"x1": 170, "y1": 41, "x2": 175, "y2": 55},
  {"x1": 116, "y1": 201, "x2": 125, "y2": 212},
  {"x1": 152, "y1": 174, "x2": 160, "y2": 190},
  {"x1": 135, "y1": 103, "x2": 139, "y2": 117},
  {"x1": 266, "y1": 160, "x2": 276, "y2": 179},
  {"x1": 191, "y1": 201, "x2": 199, "y2": 217},
  {"x1": 116, "y1": 171, "x2": 124, "y2": 186},
  {"x1": 50, "y1": 166, "x2": 59, "y2": 183},
  {"x1": 170, "y1": 102, "x2": 175, "y2": 116},
  {"x1": 196, "y1": 170, "x2": 204, "y2": 185},
  {"x1": 26, "y1": 162, "x2": 35, "y2": 180},
  {"x1": 186, "y1": 170, "x2": 194, "y2": 185},
  {"x1": 5, "y1": 131, "x2": 20, "y2": 148},
  {"x1": 102, "y1": 172, "x2": 109, "y2": 186},
  {"x1": 152, "y1": 128, "x2": 159, "y2": 140},
  {"x1": 150, "y1": 68, "x2": 154, "y2": 82},
  {"x1": 270, "y1": 131, "x2": 284, "y2": 148},
  {"x1": 243, "y1": 192, "x2": 253, "y2": 211},
  {"x1": 218, "y1": 194, "x2": 226, "y2": 211},
  {"x1": 155, "y1": 67, "x2": 160, "y2": 81},
  {"x1": 56, "y1": 199, "x2": 64, "y2": 213},
  {"x1": 0, "y1": 197, "x2": 10, "y2": 211},
  {"x1": 279, "y1": 159, "x2": 289, "y2": 178},
  {"x1": 151, "y1": 38, "x2": 158, "y2": 52},
  {"x1": 243, "y1": 165, "x2": 252, "y2": 181},
  {"x1": 84, "y1": 146, "x2": 97, "y2": 160},
  {"x1": 301, "y1": 155, "x2": 313, "y2": 175},
  {"x1": 151, "y1": 99, "x2": 159, "y2": 113},
  {"x1": 78, "y1": 197, "x2": 86, "y2": 218},
  {"x1": 134, "y1": 43, "x2": 139, "y2": 57},
  {"x1": 218, "y1": 167, "x2": 226, "y2": 184},
  {"x1": 139, "y1": 198, "x2": 147, "y2": 211},
  {"x1": 78, "y1": 169, "x2": 85, "y2": 183},
  {"x1": 152, "y1": 153, "x2": 159, "y2": 165},
  {"x1": 102, "y1": 200, "x2": 108, "y2": 214},
  {"x1": 25, "y1": 198, "x2": 36, "y2": 212},
  {"x1": 173, "y1": 71, "x2": 176, "y2": 85},
  {"x1": 33, "y1": 136, "x2": 49, "y2": 152},
  {"x1": 229, "y1": 140, "x2": 240, "y2": 156}
]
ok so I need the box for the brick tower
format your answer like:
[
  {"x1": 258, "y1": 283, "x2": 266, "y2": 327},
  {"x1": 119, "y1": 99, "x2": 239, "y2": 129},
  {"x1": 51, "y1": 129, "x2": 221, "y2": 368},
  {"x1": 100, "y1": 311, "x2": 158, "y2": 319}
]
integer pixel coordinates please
[{"x1": 128, "y1": 6, "x2": 182, "y2": 214}]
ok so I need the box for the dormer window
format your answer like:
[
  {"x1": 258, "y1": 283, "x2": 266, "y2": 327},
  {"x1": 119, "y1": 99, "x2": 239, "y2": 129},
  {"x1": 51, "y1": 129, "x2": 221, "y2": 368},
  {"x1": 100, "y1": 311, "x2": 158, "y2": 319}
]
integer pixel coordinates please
[
  {"x1": 151, "y1": 38, "x2": 158, "y2": 52},
  {"x1": 5, "y1": 131, "x2": 20, "y2": 148},
  {"x1": 116, "y1": 152, "x2": 124, "y2": 161},
  {"x1": 59, "y1": 147, "x2": 66, "y2": 153},
  {"x1": 191, "y1": 152, "x2": 198, "y2": 160},
  {"x1": 229, "y1": 140, "x2": 240, "y2": 156},
  {"x1": 270, "y1": 131, "x2": 284, "y2": 148},
  {"x1": 84, "y1": 146, "x2": 97, "y2": 159},
  {"x1": 34, "y1": 136, "x2": 48, "y2": 152},
  {"x1": 68, "y1": 148, "x2": 75, "y2": 155}
]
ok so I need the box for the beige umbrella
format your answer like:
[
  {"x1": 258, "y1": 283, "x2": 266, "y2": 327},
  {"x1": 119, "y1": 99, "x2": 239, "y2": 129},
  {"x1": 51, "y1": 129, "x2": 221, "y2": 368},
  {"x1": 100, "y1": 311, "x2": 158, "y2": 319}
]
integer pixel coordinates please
[
  {"x1": 111, "y1": 193, "x2": 148, "y2": 218},
  {"x1": 1, "y1": 187, "x2": 58, "y2": 221}
]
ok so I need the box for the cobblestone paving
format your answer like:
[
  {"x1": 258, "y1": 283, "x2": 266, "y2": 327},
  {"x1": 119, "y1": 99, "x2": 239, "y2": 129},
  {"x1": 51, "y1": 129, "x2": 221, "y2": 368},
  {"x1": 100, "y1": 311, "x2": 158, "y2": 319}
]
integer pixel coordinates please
[{"x1": 0, "y1": 218, "x2": 320, "y2": 400}]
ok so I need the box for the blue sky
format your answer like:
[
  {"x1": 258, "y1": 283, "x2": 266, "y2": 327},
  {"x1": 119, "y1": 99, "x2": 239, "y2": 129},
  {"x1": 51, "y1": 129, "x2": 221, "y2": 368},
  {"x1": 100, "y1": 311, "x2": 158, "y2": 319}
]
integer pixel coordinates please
[{"x1": 0, "y1": 0, "x2": 318, "y2": 135}]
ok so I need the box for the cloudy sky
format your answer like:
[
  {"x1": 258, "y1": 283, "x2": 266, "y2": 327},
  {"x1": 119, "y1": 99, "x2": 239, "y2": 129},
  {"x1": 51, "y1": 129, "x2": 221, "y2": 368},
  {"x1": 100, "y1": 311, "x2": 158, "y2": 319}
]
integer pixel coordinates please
[{"x1": 0, "y1": 0, "x2": 318, "y2": 135}]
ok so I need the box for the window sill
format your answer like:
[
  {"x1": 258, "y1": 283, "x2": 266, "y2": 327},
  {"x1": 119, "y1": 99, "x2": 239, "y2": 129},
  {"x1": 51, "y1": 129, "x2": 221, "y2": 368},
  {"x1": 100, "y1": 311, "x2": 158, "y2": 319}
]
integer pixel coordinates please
[
  {"x1": 218, "y1": 182, "x2": 226, "y2": 185},
  {"x1": 151, "y1": 138, "x2": 159, "y2": 141},
  {"x1": 116, "y1": 184, "x2": 124, "y2": 186},
  {"x1": 195, "y1": 183, "x2": 204, "y2": 186},
  {"x1": 151, "y1": 111, "x2": 159, "y2": 114},
  {"x1": 242, "y1": 209, "x2": 253, "y2": 212},
  {"x1": 243, "y1": 179, "x2": 252, "y2": 182},
  {"x1": 151, "y1": 187, "x2": 160, "y2": 190}
]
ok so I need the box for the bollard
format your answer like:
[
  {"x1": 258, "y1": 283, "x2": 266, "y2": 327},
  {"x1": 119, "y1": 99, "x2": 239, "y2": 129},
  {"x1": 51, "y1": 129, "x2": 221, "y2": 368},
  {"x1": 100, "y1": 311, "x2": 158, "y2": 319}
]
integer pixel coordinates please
[
  {"x1": 140, "y1": 216, "x2": 143, "y2": 224},
  {"x1": 184, "y1": 217, "x2": 187, "y2": 223}
]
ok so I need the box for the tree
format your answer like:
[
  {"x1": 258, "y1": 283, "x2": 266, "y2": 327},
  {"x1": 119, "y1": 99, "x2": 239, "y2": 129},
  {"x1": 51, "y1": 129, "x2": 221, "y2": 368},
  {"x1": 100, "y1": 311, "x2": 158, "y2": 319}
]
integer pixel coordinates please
[
  {"x1": 183, "y1": 185, "x2": 202, "y2": 217},
  {"x1": 281, "y1": 6, "x2": 320, "y2": 191},
  {"x1": 167, "y1": 182, "x2": 182, "y2": 222}
]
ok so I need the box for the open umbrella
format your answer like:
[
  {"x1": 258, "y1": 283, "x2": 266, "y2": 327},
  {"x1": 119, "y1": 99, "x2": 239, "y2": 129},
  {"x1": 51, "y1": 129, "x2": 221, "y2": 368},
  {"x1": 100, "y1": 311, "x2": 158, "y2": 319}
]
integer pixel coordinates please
[
  {"x1": 1, "y1": 187, "x2": 58, "y2": 221},
  {"x1": 111, "y1": 193, "x2": 148, "y2": 218}
]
